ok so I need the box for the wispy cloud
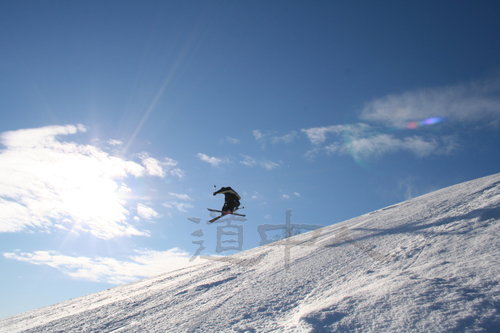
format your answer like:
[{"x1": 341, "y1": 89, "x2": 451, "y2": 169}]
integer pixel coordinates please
[
  {"x1": 140, "y1": 154, "x2": 184, "y2": 179},
  {"x1": 360, "y1": 78, "x2": 500, "y2": 128},
  {"x1": 260, "y1": 160, "x2": 280, "y2": 170},
  {"x1": 271, "y1": 131, "x2": 297, "y2": 144},
  {"x1": 0, "y1": 125, "x2": 174, "y2": 239},
  {"x1": 397, "y1": 177, "x2": 438, "y2": 201},
  {"x1": 163, "y1": 157, "x2": 185, "y2": 178},
  {"x1": 196, "y1": 153, "x2": 227, "y2": 167},
  {"x1": 107, "y1": 139, "x2": 123, "y2": 146},
  {"x1": 168, "y1": 192, "x2": 192, "y2": 201},
  {"x1": 303, "y1": 123, "x2": 457, "y2": 159},
  {"x1": 249, "y1": 192, "x2": 262, "y2": 200},
  {"x1": 240, "y1": 155, "x2": 280, "y2": 170},
  {"x1": 139, "y1": 154, "x2": 165, "y2": 177},
  {"x1": 226, "y1": 136, "x2": 240, "y2": 144},
  {"x1": 240, "y1": 155, "x2": 257, "y2": 167},
  {"x1": 253, "y1": 129, "x2": 297, "y2": 145},
  {"x1": 136, "y1": 203, "x2": 160, "y2": 220},
  {"x1": 163, "y1": 201, "x2": 194, "y2": 213},
  {"x1": 281, "y1": 192, "x2": 301, "y2": 200},
  {"x1": 300, "y1": 78, "x2": 499, "y2": 161},
  {"x1": 252, "y1": 129, "x2": 265, "y2": 141},
  {"x1": 4, "y1": 249, "x2": 195, "y2": 285},
  {"x1": 163, "y1": 192, "x2": 194, "y2": 213},
  {"x1": 302, "y1": 124, "x2": 369, "y2": 145},
  {"x1": 329, "y1": 133, "x2": 456, "y2": 158}
]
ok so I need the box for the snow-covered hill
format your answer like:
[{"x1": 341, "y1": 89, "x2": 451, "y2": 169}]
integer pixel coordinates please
[{"x1": 1, "y1": 174, "x2": 499, "y2": 332}]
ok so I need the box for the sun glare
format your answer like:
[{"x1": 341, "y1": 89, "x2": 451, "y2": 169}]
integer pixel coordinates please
[
  {"x1": 52, "y1": 154, "x2": 136, "y2": 238},
  {"x1": 0, "y1": 125, "x2": 155, "y2": 239}
]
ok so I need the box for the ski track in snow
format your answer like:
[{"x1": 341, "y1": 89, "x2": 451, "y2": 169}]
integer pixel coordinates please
[{"x1": 1, "y1": 174, "x2": 499, "y2": 332}]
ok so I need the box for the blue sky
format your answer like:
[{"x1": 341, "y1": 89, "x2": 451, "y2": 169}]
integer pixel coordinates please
[{"x1": 1, "y1": 0, "x2": 499, "y2": 318}]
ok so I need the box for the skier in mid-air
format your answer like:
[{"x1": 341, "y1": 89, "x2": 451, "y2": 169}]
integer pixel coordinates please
[
  {"x1": 208, "y1": 186, "x2": 245, "y2": 223},
  {"x1": 213, "y1": 186, "x2": 241, "y2": 213}
]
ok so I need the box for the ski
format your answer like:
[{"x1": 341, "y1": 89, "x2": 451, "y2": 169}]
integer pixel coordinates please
[
  {"x1": 207, "y1": 208, "x2": 246, "y2": 223},
  {"x1": 207, "y1": 208, "x2": 246, "y2": 217},
  {"x1": 208, "y1": 215, "x2": 225, "y2": 223}
]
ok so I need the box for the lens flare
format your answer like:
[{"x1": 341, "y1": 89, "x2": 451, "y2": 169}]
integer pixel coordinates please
[
  {"x1": 406, "y1": 117, "x2": 443, "y2": 129},
  {"x1": 407, "y1": 121, "x2": 418, "y2": 129},
  {"x1": 423, "y1": 117, "x2": 442, "y2": 125}
]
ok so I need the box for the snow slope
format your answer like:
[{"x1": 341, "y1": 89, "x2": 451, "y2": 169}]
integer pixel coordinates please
[{"x1": 1, "y1": 173, "x2": 499, "y2": 332}]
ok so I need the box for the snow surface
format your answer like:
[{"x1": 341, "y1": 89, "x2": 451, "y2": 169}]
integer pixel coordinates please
[{"x1": 1, "y1": 173, "x2": 499, "y2": 332}]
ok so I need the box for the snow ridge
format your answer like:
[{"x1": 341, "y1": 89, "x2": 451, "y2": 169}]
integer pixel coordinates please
[{"x1": 1, "y1": 173, "x2": 499, "y2": 332}]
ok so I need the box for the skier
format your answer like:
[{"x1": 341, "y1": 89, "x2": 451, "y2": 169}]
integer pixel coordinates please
[{"x1": 213, "y1": 186, "x2": 241, "y2": 214}]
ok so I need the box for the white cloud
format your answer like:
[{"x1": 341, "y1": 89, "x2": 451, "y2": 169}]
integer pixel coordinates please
[
  {"x1": 163, "y1": 193, "x2": 194, "y2": 213},
  {"x1": 140, "y1": 154, "x2": 165, "y2": 177},
  {"x1": 168, "y1": 192, "x2": 192, "y2": 201},
  {"x1": 300, "y1": 78, "x2": 499, "y2": 162},
  {"x1": 168, "y1": 167, "x2": 185, "y2": 179},
  {"x1": 327, "y1": 133, "x2": 456, "y2": 158},
  {"x1": 196, "y1": 153, "x2": 226, "y2": 167},
  {"x1": 240, "y1": 155, "x2": 257, "y2": 167},
  {"x1": 360, "y1": 79, "x2": 500, "y2": 128},
  {"x1": 343, "y1": 134, "x2": 436, "y2": 158},
  {"x1": 253, "y1": 129, "x2": 297, "y2": 145},
  {"x1": 136, "y1": 203, "x2": 159, "y2": 220},
  {"x1": 163, "y1": 201, "x2": 194, "y2": 213},
  {"x1": 260, "y1": 160, "x2": 280, "y2": 170},
  {"x1": 281, "y1": 192, "x2": 301, "y2": 200},
  {"x1": 252, "y1": 129, "x2": 265, "y2": 141},
  {"x1": 163, "y1": 157, "x2": 178, "y2": 167},
  {"x1": 0, "y1": 125, "x2": 169, "y2": 239},
  {"x1": 107, "y1": 139, "x2": 123, "y2": 146},
  {"x1": 163, "y1": 157, "x2": 185, "y2": 178},
  {"x1": 301, "y1": 126, "x2": 338, "y2": 145},
  {"x1": 240, "y1": 155, "x2": 279, "y2": 170},
  {"x1": 303, "y1": 123, "x2": 457, "y2": 160},
  {"x1": 0, "y1": 124, "x2": 87, "y2": 149},
  {"x1": 271, "y1": 131, "x2": 297, "y2": 144},
  {"x1": 250, "y1": 192, "x2": 261, "y2": 200},
  {"x1": 139, "y1": 154, "x2": 184, "y2": 179},
  {"x1": 4, "y1": 249, "x2": 195, "y2": 285},
  {"x1": 302, "y1": 124, "x2": 369, "y2": 145},
  {"x1": 226, "y1": 136, "x2": 240, "y2": 144}
]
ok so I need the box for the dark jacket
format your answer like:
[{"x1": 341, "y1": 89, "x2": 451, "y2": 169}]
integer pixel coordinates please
[{"x1": 213, "y1": 187, "x2": 241, "y2": 211}]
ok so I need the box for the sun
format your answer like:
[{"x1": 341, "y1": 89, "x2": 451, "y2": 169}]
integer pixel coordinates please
[{"x1": 40, "y1": 147, "x2": 141, "y2": 239}]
